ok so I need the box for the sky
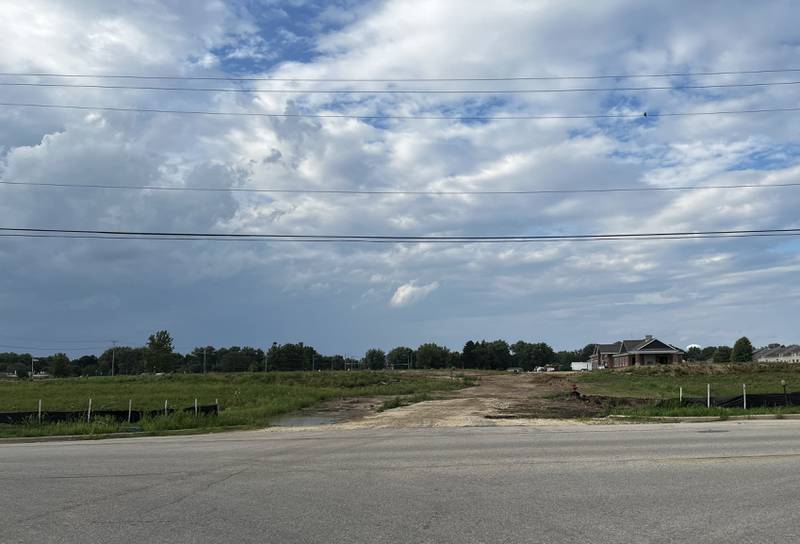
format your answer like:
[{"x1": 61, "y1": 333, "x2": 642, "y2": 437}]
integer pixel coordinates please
[{"x1": 0, "y1": 0, "x2": 799, "y2": 356}]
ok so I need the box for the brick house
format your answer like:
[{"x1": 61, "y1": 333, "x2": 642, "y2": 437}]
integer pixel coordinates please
[{"x1": 589, "y1": 336, "x2": 684, "y2": 369}]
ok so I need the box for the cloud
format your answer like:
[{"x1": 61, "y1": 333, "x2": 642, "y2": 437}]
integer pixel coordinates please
[
  {"x1": 0, "y1": 1, "x2": 799, "y2": 354},
  {"x1": 389, "y1": 281, "x2": 439, "y2": 307}
]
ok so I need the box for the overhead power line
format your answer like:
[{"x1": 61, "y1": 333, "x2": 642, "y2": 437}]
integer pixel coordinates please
[
  {"x1": 1, "y1": 226, "x2": 799, "y2": 244},
  {"x1": 2, "y1": 179, "x2": 799, "y2": 196},
  {"x1": 0, "y1": 342, "x2": 110, "y2": 351},
  {"x1": 2, "y1": 80, "x2": 800, "y2": 94},
  {"x1": 3, "y1": 67, "x2": 800, "y2": 82},
  {"x1": 1, "y1": 101, "x2": 799, "y2": 121}
]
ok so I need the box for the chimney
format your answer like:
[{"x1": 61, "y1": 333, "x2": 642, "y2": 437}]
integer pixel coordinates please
[{"x1": 645, "y1": 335, "x2": 653, "y2": 341}]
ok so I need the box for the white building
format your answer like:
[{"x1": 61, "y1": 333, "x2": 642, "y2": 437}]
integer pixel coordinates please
[{"x1": 755, "y1": 345, "x2": 800, "y2": 363}]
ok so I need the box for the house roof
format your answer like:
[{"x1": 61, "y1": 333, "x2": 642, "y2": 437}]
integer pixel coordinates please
[
  {"x1": 756, "y1": 345, "x2": 800, "y2": 359},
  {"x1": 607, "y1": 337, "x2": 684, "y2": 355},
  {"x1": 619, "y1": 339, "x2": 646, "y2": 353},
  {"x1": 594, "y1": 342, "x2": 621, "y2": 355}
]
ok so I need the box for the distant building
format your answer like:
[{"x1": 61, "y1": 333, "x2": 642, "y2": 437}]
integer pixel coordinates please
[
  {"x1": 754, "y1": 345, "x2": 800, "y2": 364},
  {"x1": 589, "y1": 336, "x2": 684, "y2": 369},
  {"x1": 571, "y1": 362, "x2": 593, "y2": 372}
]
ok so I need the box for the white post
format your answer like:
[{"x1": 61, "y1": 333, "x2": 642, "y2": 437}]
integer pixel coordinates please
[
  {"x1": 215, "y1": 398, "x2": 219, "y2": 416},
  {"x1": 707, "y1": 384, "x2": 711, "y2": 408},
  {"x1": 164, "y1": 399, "x2": 168, "y2": 417},
  {"x1": 87, "y1": 398, "x2": 92, "y2": 422},
  {"x1": 194, "y1": 398, "x2": 198, "y2": 416},
  {"x1": 38, "y1": 399, "x2": 42, "y2": 424},
  {"x1": 128, "y1": 399, "x2": 132, "y2": 423},
  {"x1": 743, "y1": 384, "x2": 747, "y2": 410},
  {"x1": 679, "y1": 387, "x2": 683, "y2": 403}
]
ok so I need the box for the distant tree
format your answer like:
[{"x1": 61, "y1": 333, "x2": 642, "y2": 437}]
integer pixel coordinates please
[
  {"x1": 487, "y1": 340, "x2": 512, "y2": 369},
  {"x1": 556, "y1": 350, "x2": 582, "y2": 370},
  {"x1": 148, "y1": 330, "x2": 174, "y2": 353},
  {"x1": 387, "y1": 346, "x2": 414, "y2": 368},
  {"x1": 448, "y1": 351, "x2": 462, "y2": 369},
  {"x1": 579, "y1": 344, "x2": 596, "y2": 361},
  {"x1": 731, "y1": 337, "x2": 754, "y2": 362},
  {"x1": 685, "y1": 346, "x2": 703, "y2": 362},
  {"x1": 220, "y1": 349, "x2": 253, "y2": 372},
  {"x1": 712, "y1": 346, "x2": 732, "y2": 363},
  {"x1": 266, "y1": 342, "x2": 316, "y2": 371},
  {"x1": 145, "y1": 331, "x2": 178, "y2": 373},
  {"x1": 49, "y1": 353, "x2": 71, "y2": 378},
  {"x1": 364, "y1": 349, "x2": 386, "y2": 370},
  {"x1": 416, "y1": 343, "x2": 450, "y2": 369},
  {"x1": 511, "y1": 341, "x2": 556, "y2": 371},
  {"x1": 464, "y1": 340, "x2": 511, "y2": 369},
  {"x1": 700, "y1": 346, "x2": 717, "y2": 361},
  {"x1": 76, "y1": 355, "x2": 100, "y2": 376},
  {"x1": 461, "y1": 341, "x2": 477, "y2": 368},
  {"x1": 321, "y1": 354, "x2": 346, "y2": 371},
  {"x1": 185, "y1": 347, "x2": 215, "y2": 373}
]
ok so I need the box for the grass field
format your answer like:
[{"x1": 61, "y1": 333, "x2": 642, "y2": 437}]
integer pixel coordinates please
[
  {"x1": 573, "y1": 363, "x2": 800, "y2": 398},
  {"x1": 0, "y1": 371, "x2": 469, "y2": 438},
  {"x1": 571, "y1": 364, "x2": 800, "y2": 417}
]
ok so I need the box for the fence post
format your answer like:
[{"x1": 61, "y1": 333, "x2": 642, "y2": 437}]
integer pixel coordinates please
[
  {"x1": 38, "y1": 399, "x2": 42, "y2": 424},
  {"x1": 194, "y1": 398, "x2": 198, "y2": 417},
  {"x1": 707, "y1": 384, "x2": 711, "y2": 408},
  {"x1": 87, "y1": 398, "x2": 92, "y2": 422},
  {"x1": 215, "y1": 398, "x2": 219, "y2": 416},
  {"x1": 128, "y1": 399, "x2": 132, "y2": 423},
  {"x1": 679, "y1": 387, "x2": 683, "y2": 403},
  {"x1": 743, "y1": 384, "x2": 747, "y2": 410},
  {"x1": 164, "y1": 399, "x2": 168, "y2": 417}
]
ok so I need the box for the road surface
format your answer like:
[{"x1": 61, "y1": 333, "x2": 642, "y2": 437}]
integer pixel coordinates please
[{"x1": 2, "y1": 420, "x2": 800, "y2": 543}]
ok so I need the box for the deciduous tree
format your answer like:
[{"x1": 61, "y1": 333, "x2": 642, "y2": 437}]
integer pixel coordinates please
[{"x1": 731, "y1": 337, "x2": 754, "y2": 362}]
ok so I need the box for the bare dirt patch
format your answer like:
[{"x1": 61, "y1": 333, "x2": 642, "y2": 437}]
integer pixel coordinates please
[{"x1": 267, "y1": 372, "x2": 636, "y2": 431}]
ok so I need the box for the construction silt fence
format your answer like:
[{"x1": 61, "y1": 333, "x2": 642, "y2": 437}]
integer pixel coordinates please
[
  {"x1": 679, "y1": 392, "x2": 800, "y2": 408},
  {"x1": 0, "y1": 404, "x2": 219, "y2": 425}
]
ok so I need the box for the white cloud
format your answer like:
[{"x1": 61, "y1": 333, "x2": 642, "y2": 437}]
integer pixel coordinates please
[
  {"x1": 0, "y1": 1, "x2": 799, "y2": 352},
  {"x1": 389, "y1": 281, "x2": 439, "y2": 307}
]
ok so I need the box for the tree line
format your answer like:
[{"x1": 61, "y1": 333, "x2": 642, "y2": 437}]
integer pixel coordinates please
[
  {"x1": 0, "y1": 331, "x2": 762, "y2": 379},
  {"x1": 0, "y1": 330, "x2": 597, "y2": 377},
  {"x1": 684, "y1": 337, "x2": 754, "y2": 363}
]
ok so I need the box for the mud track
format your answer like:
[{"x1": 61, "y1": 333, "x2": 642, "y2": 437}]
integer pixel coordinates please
[{"x1": 270, "y1": 372, "x2": 628, "y2": 431}]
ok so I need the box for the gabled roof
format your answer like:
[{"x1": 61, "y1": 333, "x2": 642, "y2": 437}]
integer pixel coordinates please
[
  {"x1": 618, "y1": 339, "x2": 646, "y2": 353},
  {"x1": 608, "y1": 337, "x2": 684, "y2": 355},
  {"x1": 593, "y1": 342, "x2": 621, "y2": 355},
  {"x1": 636, "y1": 338, "x2": 680, "y2": 352},
  {"x1": 757, "y1": 345, "x2": 800, "y2": 359}
]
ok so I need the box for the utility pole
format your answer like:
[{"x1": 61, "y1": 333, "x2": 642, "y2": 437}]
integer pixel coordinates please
[
  {"x1": 203, "y1": 347, "x2": 207, "y2": 374},
  {"x1": 111, "y1": 340, "x2": 117, "y2": 377}
]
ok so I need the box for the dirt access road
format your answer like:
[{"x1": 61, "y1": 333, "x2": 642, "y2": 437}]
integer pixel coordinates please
[{"x1": 273, "y1": 372, "x2": 613, "y2": 430}]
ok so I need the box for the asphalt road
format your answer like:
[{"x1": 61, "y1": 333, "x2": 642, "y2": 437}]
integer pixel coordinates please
[{"x1": 2, "y1": 421, "x2": 800, "y2": 543}]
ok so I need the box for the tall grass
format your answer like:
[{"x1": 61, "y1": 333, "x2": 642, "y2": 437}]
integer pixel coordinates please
[
  {"x1": 612, "y1": 400, "x2": 800, "y2": 418},
  {"x1": 574, "y1": 363, "x2": 800, "y2": 398},
  {"x1": 0, "y1": 371, "x2": 466, "y2": 438}
]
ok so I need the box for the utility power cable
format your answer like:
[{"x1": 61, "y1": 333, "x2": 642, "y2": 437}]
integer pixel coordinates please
[
  {"x1": 1, "y1": 179, "x2": 799, "y2": 196},
  {"x1": 1, "y1": 101, "x2": 798, "y2": 121},
  {"x1": 3, "y1": 67, "x2": 800, "y2": 82},
  {"x1": 2, "y1": 80, "x2": 800, "y2": 94},
  {"x1": 1, "y1": 226, "x2": 799, "y2": 244}
]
